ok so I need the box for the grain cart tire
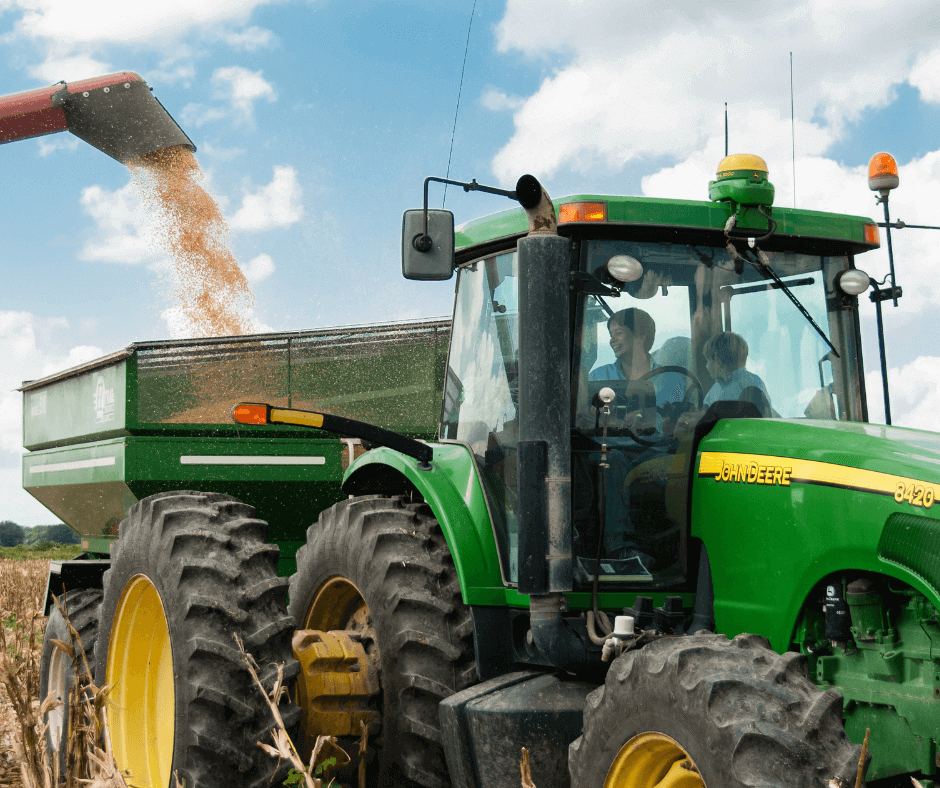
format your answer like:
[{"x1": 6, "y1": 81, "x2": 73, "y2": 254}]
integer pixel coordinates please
[
  {"x1": 39, "y1": 587, "x2": 102, "y2": 782},
  {"x1": 568, "y1": 632, "x2": 865, "y2": 788},
  {"x1": 94, "y1": 491, "x2": 301, "y2": 788},
  {"x1": 288, "y1": 495, "x2": 476, "y2": 788}
]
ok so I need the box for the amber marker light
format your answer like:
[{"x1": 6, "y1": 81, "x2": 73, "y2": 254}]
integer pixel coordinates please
[
  {"x1": 863, "y1": 223, "x2": 881, "y2": 247},
  {"x1": 231, "y1": 403, "x2": 270, "y2": 425},
  {"x1": 559, "y1": 201, "x2": 607, "y2": 223},
  {"x1": 868, "y1": 152, "x2": 899, "y2": 193}
]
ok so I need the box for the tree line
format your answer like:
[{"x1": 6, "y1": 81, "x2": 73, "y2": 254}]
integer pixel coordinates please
[{"x1": 0, "y1": 520, "x2": 81, "y2": 547}]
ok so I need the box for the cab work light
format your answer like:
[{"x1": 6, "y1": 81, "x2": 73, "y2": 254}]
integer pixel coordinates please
[{"x1": 559, "y1": 201, "x2": 607, "y2": 223}]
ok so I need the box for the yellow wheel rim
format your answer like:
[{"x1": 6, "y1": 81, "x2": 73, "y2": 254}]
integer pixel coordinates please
[
  {"x1": 605, "y1": 732, "x2": 705, "y2": 788},
  {"x1": 303, "y1": 575, "x2": 370, "y2": 632},
  {"x1": 106, "y1": 574, "x2": 175, "y2": 788}
]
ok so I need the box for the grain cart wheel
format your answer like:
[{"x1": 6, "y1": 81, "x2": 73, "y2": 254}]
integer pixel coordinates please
[
  {"x1": 39, "y1": 587, "x2": 102, "y2": 781},
  {"x1": 569, "y1": 633, "x2": 865, "y2": 788},
  {"x1": 95, "y1": 491, "x2": 301, "y2": 788},
  {"x1": 288, "y1": 496, "x2": 476, "y2": 788}
]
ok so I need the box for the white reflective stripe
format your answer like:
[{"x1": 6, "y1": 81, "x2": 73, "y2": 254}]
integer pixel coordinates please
[
  {"x1": 180, "y1": 455, "x2": 326, "y2": 466},
  {"x1": 29, "y1": 456, "x2": 117, "y2": 474}
]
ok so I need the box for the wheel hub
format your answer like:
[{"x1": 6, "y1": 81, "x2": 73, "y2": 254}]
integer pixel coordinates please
[
  {"x1": 292, "y1": 629, "x2": 380, "y2": 742},
  {"x1": 605, "y1": 732, "x2": 704, "y2": 788},
  {"x1": 294, "y1": 576, "x2": 381, "y2": 763}
]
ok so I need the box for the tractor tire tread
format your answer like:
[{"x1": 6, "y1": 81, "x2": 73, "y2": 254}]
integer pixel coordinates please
[
  {"x1": 289, "y1": 496, "x2": 475, "y2": 788},
  {"x1": 568, "y1": 632, "x2": 865, "y2": 788},
  {"x1": 95, "y1": 491, "x2": 300, "y2": 788}
]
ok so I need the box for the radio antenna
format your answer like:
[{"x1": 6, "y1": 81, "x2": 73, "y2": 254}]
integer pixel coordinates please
[
  {"x1": 724, "y1": 102, "x2": 728, "y2": 156},
  {"x1": 443, "y1": 0, "x2": 477, "y2": 208},
  {"x1": 790, "y1": 52, "x2": 796, "y2": 208}
]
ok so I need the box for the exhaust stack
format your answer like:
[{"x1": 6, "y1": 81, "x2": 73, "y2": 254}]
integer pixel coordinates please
[{"x1": 0, "y1": 71, "x2": 194, "y2": 164}]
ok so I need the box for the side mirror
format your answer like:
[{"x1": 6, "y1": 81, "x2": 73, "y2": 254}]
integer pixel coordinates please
[{"x1": 402, "y1": 209, "x2": 454, "y2": 281}]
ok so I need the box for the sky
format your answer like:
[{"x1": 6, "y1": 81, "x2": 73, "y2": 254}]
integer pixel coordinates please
[{"x1": 2, "y1": 0, "x2": 940, "y2": 524}]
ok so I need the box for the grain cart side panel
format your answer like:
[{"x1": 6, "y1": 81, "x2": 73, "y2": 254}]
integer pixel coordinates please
[{"x1": 22, "y1": 352, "x2": 131, "y2": 450}]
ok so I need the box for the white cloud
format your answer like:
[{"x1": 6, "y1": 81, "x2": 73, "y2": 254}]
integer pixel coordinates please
[
  {"x1": 480, "y1": 86, "x2": 524, "y2": 112},
  {"x1": 218, "y1": 26, "x2": 276, "y2": 51},
  {"x1": 29, "y1": 53, "x2": 111, "y2": 83},
  {"x1": 910, "y1": 48, "x2": 940, "y2": 104},
  {"x1": 180, "y1": 103, "x2": 229, "y2": 129},
  {"x1": 79, "y1": 181, "x2": 159, "y2": 265},
  {"x1": 229, "y1": 166, "x2": 303, "y2": 232},
  {"x1": 37, "y1": 134, "x2": 79, "y2": 156},
  {"x1": 866, "y1": 357, "x2": 940, "y2": 429},
  {"x1": 213, "y1": 66, "x2": 276, "y2": 121},
  {"x1": 0, "y1": 310, "x2": 102, "y2": 525},
  {"x1": 11, "y1": 0, "x2": 277, "y2": 48},
  {"x1": 491, "y1": 0, "x2": 940, "y2": 183},
  {"x1": 241, "y1": 253, "x2": 275, "y2": 283}
]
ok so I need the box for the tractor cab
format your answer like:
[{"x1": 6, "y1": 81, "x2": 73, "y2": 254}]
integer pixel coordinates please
[{"x1": 414, "y1": 158, "x2": 879, "y2": 594}]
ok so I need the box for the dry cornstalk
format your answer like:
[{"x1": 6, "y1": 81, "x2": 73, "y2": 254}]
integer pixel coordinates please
[
  {"x1": 520, "y1": 747, "x2": 536, "y2": 788},
  {"x1": 234, "y1": 632, "x2": 347, "y2": 788},
  {"x1": 854, "y1": 728, "x2": 870, "y2": 788}
]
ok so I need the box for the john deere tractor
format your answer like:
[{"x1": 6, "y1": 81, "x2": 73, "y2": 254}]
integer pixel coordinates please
[{"x1": 30, "y1": 155, "x2": 940, "y2": 787}]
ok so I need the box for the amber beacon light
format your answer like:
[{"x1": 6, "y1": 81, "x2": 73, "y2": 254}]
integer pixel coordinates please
[{"x1": 868, "y1": 152, "x2": 899, "y2": 195}]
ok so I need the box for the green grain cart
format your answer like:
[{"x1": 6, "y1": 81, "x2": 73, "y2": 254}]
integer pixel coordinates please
[{"x1": 31, "y1": 156, "x2": 940, "y2": 788}]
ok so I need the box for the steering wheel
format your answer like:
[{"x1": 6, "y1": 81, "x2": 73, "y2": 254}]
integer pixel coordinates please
[
  {"x1": 639, "y1": 365, "x2": 704, "y2": 419},
  {"x1": 607, "y1": 365, "x2": 703, "y2": 448}
]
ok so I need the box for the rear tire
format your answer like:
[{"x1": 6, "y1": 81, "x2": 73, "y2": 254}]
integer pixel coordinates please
[
  {"x1": 569, "y1": 632, "x2": 865, "y2": 788},
  {"x1": 39, "y1": 587, "x2": 101, "y2": 782},
  {"x1": 288, "y1": 495, "x2": 476, "y2": 788},
  {"x1": 95, "y1": 491, "x2": 301, "y2": 788}
]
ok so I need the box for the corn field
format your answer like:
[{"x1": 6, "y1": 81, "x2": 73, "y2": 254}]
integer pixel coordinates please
[{"x1": 0, "y1": 557, "x2": 342, "y2": 788}]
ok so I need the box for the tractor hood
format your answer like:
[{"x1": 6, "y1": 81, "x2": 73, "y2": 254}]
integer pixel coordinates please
[{"x1": 698, "y1": 418, "x2": 940, "y2": 504}]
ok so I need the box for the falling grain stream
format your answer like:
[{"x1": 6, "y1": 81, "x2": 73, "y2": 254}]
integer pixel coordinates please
[{"x1": 128, "y1": 145, "x2": 255, "y2": 337}]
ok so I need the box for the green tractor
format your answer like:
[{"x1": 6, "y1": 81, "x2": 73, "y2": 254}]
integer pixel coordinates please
[{"x1": 32, "y1": 154, "x2": 940, "y2": 788}]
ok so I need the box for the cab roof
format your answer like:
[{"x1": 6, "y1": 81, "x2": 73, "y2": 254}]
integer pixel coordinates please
[{"x1": 455, "y1": 193, "x2": 879, "y2": 258}]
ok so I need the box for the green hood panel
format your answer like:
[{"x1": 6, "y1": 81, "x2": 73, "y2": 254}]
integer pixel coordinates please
[
  {"x1": 693, "y1": 418, "x2": 940, "y2": 652},
  {"x1": 700, "y1": 418, "x2": 940, "y2": 492}
]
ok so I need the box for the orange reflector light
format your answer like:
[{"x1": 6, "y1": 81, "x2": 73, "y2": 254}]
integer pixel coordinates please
[
  {"x1": 559, "y1": 202, "x2": 607, "y2": 223},
  {"x1": 864, "y1": 223, "x2": 881, "y2": 247},
  {"x1": 232, "y1": 403, "x2": 269, "y2": 425}
]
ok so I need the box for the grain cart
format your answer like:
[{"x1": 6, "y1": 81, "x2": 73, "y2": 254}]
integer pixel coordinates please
[
  {"x1": 29, "y1": 156, "x2": 939, "y2": 787},
  {"x1": 27, "y1": 320, "x2": 450, "y2": 784}
]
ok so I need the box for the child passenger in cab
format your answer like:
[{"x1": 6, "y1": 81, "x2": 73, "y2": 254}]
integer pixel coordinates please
[{"x1": 702, "y1": 331, "x2": 772, "y2": 415}]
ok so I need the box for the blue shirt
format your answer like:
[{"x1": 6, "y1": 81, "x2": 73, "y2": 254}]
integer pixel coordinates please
[
  {"x1": 589, "y1": 359, "x2": 675, "y2": 407},
  {"x1": 704, "y1": 367, "x2": 770, "y2": 408}
]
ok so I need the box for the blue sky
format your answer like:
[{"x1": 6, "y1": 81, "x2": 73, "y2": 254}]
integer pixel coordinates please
[{"x1": 2, "y1": 0, "x2": 940, "y2": 523}]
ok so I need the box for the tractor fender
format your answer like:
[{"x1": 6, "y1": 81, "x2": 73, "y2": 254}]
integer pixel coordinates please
[{"x1": 342, "y1": 443, "x2": 505, "y2": 603}]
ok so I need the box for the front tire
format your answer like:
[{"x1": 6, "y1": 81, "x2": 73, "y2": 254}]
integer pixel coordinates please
[
  {"x1": 288, "y1": 495, "x2": 476, "y2": 788},
  {"x1": 95, "y1": 491, "x2": 301, "y2": 788},
  {"x1": 569, "y1": 632, "x2": 864, "y2": 788}
]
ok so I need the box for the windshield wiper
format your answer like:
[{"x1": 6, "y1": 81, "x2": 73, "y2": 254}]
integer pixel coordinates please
[{"x1": 726, "y1": 241, "x2": 839, "y2": 358}]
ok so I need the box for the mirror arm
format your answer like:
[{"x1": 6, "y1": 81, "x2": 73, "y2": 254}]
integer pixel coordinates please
[{"x1": 417, "y1": 176, "x2": 518, "y2": 252}]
